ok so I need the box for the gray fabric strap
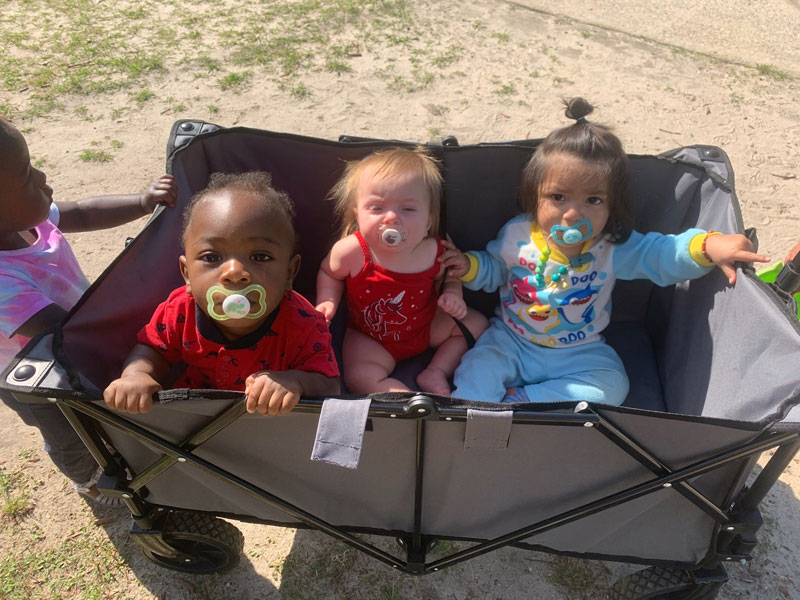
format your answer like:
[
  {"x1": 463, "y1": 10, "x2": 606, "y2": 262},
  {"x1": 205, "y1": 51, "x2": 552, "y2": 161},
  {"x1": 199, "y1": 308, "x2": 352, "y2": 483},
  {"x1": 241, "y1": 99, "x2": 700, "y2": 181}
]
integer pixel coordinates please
[
  {"x1": 310, "y1": 398, "x2": 372, "y2": 469},
  {"x1": 464, "y1": 409, "x2": 514, "y2": 450}
]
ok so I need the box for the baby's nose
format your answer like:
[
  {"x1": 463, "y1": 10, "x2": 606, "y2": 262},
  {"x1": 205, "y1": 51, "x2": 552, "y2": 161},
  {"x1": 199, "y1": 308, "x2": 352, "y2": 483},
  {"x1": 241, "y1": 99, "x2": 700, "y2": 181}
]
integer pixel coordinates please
[
  {"x1": 563, "y1": 206, "x2": 582, "y2": 222},
  {"x1": 220, "y1": 259, "x2": 250, "y2": 283}
]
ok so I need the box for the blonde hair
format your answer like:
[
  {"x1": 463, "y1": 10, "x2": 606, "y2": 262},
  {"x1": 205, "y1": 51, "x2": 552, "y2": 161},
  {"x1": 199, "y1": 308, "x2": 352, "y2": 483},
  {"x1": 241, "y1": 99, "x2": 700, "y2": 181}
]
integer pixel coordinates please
[{"x1": 330, "y1": 146, "x2": 443, "y2": 238}]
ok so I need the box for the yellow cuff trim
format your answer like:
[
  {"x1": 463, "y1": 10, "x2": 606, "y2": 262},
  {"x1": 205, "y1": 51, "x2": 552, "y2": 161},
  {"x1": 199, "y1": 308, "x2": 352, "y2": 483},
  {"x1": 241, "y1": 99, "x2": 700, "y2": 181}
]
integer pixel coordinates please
[
  {"x1": 689, "y1": 231, "x2": 721, "y2": 267},
  {"x1": 460, "y1": 253, "x2": 480, "y2": 283}
]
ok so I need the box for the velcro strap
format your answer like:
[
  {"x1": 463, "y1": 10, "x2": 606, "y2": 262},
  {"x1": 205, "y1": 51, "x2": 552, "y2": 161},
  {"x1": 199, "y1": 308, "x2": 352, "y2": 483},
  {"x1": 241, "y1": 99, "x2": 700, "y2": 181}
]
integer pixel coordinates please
[
  {"x1": 311, "y1": 398, "x2": 372, "y2": 469},
  {"x1": 464, "y1": 409, "x2": 513, "y2": 450}
]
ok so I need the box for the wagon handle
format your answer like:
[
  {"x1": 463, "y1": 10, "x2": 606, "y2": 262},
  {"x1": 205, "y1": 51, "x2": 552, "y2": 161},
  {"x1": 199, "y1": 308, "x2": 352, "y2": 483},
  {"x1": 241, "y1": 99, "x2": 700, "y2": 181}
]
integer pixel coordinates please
[{"x1": 775, "y1": 240, "x2": 800, "y2": 294}]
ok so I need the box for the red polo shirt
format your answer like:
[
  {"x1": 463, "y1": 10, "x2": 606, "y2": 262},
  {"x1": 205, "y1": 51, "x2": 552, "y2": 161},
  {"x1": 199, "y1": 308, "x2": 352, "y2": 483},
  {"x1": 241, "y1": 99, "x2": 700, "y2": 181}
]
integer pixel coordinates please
[{"x1": 138, "y1": 287, "x2": 339, "y2": 390}]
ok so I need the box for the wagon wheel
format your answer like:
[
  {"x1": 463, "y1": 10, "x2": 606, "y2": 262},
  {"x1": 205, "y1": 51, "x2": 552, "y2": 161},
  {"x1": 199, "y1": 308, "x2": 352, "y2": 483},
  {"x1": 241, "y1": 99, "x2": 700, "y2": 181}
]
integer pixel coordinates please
[
  {"x1": 607, "y1": 565, "x2": 719, "y2": 600},
  {"x1": 140, "y1": 511, "x2": 244, "y2": 574}
]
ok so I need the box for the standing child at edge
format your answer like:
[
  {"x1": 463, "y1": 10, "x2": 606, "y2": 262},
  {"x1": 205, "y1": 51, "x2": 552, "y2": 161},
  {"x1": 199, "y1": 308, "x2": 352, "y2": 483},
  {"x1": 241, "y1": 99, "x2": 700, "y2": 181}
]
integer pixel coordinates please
[
  {"x1": 441, "y1": 98, "x2": 769, "y2": 406},
  {"x1": 316, "y1": 147, "x2": 488, "y2": 395},
  {"x1": 103, "y1": 172, "x2": 340, "y2": 416},
  {"x1": 0, "y1": 117, "x2": 177, "y2": 505}
]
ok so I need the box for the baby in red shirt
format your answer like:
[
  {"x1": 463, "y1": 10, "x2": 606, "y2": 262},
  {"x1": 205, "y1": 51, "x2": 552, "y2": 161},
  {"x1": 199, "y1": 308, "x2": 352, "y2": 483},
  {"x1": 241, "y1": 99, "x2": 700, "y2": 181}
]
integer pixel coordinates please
[
  {"x1": 104, "y1": 172, "x2": 340, "y2": 415},
  {"x1": 316, "y1": 147, "x2": 487, "y2": 396}
]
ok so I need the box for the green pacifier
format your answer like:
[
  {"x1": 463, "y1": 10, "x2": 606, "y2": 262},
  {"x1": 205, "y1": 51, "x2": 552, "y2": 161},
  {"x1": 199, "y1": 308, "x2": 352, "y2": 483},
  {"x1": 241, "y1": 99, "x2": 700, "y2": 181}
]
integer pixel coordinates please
[{"x1": 205, "y1": 284, "x2": 268, "y2": 321}]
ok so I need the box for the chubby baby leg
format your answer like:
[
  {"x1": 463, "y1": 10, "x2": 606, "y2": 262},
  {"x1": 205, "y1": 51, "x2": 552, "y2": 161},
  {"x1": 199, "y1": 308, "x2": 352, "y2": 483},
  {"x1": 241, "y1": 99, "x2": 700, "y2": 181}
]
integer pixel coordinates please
[
  {"x1": 343, "y1": 328, "x2": 408, "y2": 394},
  {"x1": 418, "y1": 307, "x2": 489, "y2": 396}
]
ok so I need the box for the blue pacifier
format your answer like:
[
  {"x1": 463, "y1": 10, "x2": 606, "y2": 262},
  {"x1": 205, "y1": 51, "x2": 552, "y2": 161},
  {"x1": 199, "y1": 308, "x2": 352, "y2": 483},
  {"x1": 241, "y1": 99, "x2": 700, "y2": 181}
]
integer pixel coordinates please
[
  {"x1": 205, "y1": 284, "x2": 268, "y2": 321},
  {"x1": 550, "y1": 219, "x2": 594, "y2": 246}
]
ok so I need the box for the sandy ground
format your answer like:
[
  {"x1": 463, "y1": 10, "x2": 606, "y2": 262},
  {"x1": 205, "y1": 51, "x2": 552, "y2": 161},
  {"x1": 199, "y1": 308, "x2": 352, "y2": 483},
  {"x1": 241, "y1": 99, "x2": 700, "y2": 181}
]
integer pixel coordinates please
[{"x1": 1, "y1": 0, "x2": 799, "y2": 598}]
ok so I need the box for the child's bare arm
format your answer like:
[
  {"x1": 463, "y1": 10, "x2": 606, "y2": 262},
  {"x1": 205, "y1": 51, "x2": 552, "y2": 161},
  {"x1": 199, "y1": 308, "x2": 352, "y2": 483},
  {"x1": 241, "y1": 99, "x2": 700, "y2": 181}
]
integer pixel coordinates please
[
  {"x1": 57, "y1": 175, "x2": 177, "y2": 233},
  {"x1": 315, "y1": 236, "x2": 360, "y2": 322},
  {"x1": 703, "y1": 233, "x2": 769, "y2": 284},
  {"x1": 103, "y1": 344, "x2": 170, "y2": 414},
  {"x1": 437, "y1": 273, "x2": 468, "y2": 320},
  {"x1": 244, "y1": 370, "x2": 340, "y2": 416}
]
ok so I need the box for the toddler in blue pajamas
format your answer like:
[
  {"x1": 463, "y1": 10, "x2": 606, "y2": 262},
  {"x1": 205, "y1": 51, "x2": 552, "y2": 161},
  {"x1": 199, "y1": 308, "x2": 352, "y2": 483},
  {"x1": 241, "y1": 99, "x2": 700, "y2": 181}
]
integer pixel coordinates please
[{"x1": 441, "y1": 98, "x2": 768, "y2": 405}]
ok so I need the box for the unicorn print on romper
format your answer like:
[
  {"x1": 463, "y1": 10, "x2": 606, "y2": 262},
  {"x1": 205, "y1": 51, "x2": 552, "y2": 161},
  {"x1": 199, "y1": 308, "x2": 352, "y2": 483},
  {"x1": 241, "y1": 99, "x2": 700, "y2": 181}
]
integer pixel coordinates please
[{"x1": 361, "y1": 290, "x2": 409, "y2": 343}]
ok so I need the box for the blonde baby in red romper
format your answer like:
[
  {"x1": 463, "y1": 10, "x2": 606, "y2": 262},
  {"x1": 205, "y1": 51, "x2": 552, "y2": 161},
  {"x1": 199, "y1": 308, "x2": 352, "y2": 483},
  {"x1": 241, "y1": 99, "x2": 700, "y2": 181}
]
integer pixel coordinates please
[{"x1": 316, "y1": 147, "x2": 487, "y2": 395}]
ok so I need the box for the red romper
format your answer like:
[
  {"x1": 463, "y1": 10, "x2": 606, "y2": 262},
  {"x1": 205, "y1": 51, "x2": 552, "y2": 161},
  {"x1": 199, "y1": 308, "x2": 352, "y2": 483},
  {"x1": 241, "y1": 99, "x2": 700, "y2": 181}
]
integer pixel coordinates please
[{"x1": 346, "y1": 232, "x2": 444, "y2": 361}]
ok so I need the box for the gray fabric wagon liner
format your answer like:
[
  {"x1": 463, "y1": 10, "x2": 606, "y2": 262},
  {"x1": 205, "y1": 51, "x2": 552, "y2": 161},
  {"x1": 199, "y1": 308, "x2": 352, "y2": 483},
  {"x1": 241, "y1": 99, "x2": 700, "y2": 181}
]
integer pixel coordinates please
[{"x1": 3, "y1": 121, "x2": 800, "y2": 573}]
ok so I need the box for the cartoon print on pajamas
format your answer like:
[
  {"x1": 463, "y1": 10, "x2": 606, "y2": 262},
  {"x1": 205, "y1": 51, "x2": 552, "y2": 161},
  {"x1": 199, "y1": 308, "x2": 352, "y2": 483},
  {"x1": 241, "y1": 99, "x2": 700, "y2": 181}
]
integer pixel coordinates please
[
  {"x1": 549, "y1": 284, "x2": 601, "y2": 344},
  {"x1": 503, "y1": 272, "x2": 562, "y2": 338}
]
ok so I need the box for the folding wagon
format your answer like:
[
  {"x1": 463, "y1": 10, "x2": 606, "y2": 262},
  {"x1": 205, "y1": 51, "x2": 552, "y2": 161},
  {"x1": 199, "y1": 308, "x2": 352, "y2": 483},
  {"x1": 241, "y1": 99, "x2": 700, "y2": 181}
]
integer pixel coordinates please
[{"x1": 3, "y1": 120, "x2": 800, "y2": 599}]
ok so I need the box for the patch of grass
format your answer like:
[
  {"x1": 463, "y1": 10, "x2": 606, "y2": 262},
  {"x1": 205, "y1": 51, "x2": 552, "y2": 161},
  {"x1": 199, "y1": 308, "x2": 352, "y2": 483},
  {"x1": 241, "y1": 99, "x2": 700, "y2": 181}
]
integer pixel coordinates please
[
  {"x1": 491, "y1": 32, "x2": 510, "y2": 43},
  {"x1": 208, "y1": 104, "x2": 220, "y2": 114},
  {"x1": 0, "y1": 103, "x2": 16, "y2": 119},
  {"x1": 132, "y1": 89, "x2": 155, "y2": 104},
  {"x1": 325, "y1": 58, "x2": 352, "y2": 75},
  {"x1": 431, "y1": 45, "x2": 462, "y2": 69},
  {"x1": 0, "y1": 468, "x2": 32, "y2": 520},
  {"x1": 0, "y1": 523, "x2": 128, "y2": 599},
  {"x1": 494, "y1": 83, "x2": 517, "y2": 96},
  {"x1": 289, "y1": 83, "x2": 310, "y2": 99},
  {"x1": 79, "y1": 148, "x2": 113, "y2": 163},
  {"x1": 548, "y1": 556, "x2": 601, "y2": 597},
  {"x1": 121, "y1": 7, "x2": 146, "y2": 19},
  {"x1": 197, "y1": 56, "x2": 221, "y2": 72},
  {"x1": 218, "y1": 71, "x2": 251, "y2": 91},
  {"x1": 756, "y1": 64, "x2": 788, "y2": 80}
]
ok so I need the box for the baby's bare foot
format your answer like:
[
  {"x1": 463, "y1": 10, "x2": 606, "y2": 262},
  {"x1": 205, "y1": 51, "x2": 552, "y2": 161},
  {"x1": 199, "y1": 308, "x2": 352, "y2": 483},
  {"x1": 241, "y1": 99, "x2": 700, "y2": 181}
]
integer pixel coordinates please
[{"x1": 416, "y1": 367, "x2": 452, "y2": 396}]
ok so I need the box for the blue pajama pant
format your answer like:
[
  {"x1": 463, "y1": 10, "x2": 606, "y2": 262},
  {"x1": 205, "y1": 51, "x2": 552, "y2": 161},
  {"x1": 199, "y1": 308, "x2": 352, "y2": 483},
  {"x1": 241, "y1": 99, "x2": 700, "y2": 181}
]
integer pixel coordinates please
[
  {"x1": 1, "y1": 388, "x2": 98, "y2": 484},
  {"x1": 452, "y1": 318, "x2": 629, "y2": 405}
]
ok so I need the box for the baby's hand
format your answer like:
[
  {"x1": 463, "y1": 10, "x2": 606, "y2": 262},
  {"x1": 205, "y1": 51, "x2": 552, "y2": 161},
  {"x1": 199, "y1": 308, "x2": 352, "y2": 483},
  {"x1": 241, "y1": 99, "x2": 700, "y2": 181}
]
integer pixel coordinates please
[
  {"x1": 315, "y1": 301, "x2": 336, "y2": 323},
  {"x1": 704, "y1": 233, "x2": 769, "y2": 284},
  {"x1": 103, "y1": 373, "x2": 162, "y2": 414},
  {"x1": 245, "y1": 371, "x2": 301, "y2": 416},
  {"x1": 141, "y1": 174, "x2": 178, "y2": 213},
  {"x1": 439, "y1": 234, "x2": 471, "y2": 279},
  {"x1": 438, "y1": 290, "x2": 468, "y2": 320}
]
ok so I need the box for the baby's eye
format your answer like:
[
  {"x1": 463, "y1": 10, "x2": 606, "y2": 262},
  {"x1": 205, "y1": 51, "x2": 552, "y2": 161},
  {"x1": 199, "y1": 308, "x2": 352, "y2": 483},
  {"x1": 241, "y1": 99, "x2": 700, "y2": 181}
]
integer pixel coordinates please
[
  {"x1": 251, "y1": 252, "x2": 272, "y2": 262},
  {"x1": 587, "y1": 196, "x2": 604, "y2": 205},
  {"x1": 199, "y1": 253, "x2": 221, "y2": 264},
  {"x1": 402, "y1": 206, "x2": 416, "y2": 212},
  {"x1": 551, "y1": 193, "x2": 565, "y2": 202}
]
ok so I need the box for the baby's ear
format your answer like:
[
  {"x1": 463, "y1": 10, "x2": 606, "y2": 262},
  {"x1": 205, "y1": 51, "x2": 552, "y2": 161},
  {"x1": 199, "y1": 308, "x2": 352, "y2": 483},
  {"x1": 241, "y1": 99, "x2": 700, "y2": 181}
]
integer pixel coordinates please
[
  {"x1": 179, "y1": 256, "x2": 191, "y2": 292},
  {"x1": 286, "y1": 254, "x2": 301, "y2": 290}
]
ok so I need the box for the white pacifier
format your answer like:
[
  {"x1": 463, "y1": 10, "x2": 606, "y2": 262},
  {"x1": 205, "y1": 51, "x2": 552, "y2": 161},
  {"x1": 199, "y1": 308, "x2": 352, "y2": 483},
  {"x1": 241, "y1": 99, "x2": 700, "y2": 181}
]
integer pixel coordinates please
[
  {"x1": 205, "y1": 284, "x2": 268, "y2": 321},
  {"x1": 378, "y1": 224, "x2": 407, "y2": 247},
  {"x1": 550, "y1": 219, "x2": 594, "y2": 246}
]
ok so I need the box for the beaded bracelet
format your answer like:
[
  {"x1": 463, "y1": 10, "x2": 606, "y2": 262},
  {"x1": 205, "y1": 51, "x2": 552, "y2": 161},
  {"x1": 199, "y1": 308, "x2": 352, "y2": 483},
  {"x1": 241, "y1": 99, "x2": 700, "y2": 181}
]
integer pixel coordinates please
[{"x1": 702, "y1": 231, "x2": 721, "y2": 264}]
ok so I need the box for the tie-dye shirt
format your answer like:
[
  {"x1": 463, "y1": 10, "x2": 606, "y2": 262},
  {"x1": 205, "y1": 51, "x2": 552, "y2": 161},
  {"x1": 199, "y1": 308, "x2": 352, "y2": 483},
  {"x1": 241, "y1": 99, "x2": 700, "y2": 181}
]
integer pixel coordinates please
[{"x1": 0, "y1": 204, "x2": 89, "y2": 369}]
